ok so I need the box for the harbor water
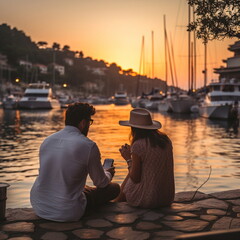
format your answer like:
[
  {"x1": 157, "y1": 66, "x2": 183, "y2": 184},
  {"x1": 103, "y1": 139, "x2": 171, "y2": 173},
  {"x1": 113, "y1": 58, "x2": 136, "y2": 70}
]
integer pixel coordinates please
[{"x1": 0, "y1": 104, "x2": 240, "y2": 208}]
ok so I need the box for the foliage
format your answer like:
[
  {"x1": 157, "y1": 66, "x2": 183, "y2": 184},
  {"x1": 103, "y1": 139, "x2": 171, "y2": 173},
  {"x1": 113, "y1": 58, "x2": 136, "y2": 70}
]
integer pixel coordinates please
[
  {"x1": 188, "y1": 0, "x2": 240, "y2": 42},
  {"x1": 0, "y1": 23, "x2": 166, "y2": 96}
]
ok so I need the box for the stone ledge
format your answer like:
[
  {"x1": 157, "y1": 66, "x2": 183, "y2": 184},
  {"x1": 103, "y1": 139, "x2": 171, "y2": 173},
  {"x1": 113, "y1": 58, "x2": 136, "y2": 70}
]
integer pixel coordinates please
[{"x1": 0, "y1": 189, "x2": 240, "y2": 240}]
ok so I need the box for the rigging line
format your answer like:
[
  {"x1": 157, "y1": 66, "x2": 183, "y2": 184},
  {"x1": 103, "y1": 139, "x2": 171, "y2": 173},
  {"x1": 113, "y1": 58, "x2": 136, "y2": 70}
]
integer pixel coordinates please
[
  {"x1": 174, "y1": 0, "x2": 183, "y2": 42},
  {"x1": 164, "y1": 15, "x2": 168, "y2": 93},
  {"x1": 170, "y1": 33, "x2": 179, "y2": 88},
  {"x1": 166, "y1": 31, "x2": 175, "y2": 88}
]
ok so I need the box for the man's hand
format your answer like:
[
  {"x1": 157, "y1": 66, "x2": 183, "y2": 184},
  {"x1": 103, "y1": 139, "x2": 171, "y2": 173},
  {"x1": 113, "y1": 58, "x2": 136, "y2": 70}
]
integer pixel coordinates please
[{"x1": 106, "y1": 166, "x2": 115, "y2": 177}]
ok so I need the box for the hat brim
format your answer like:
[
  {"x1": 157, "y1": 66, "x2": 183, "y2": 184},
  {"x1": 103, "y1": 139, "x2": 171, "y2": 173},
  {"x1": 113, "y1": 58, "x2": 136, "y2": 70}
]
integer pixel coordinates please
[{"x1": 119, "y1": 120, "x2": 161, "y2": 130}]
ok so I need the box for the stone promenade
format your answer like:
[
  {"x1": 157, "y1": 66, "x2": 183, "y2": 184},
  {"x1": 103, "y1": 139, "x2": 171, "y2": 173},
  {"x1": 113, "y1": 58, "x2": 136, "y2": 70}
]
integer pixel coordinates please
[{"x1": 1, "y1": 189, "x2": 240, "y2": 240}]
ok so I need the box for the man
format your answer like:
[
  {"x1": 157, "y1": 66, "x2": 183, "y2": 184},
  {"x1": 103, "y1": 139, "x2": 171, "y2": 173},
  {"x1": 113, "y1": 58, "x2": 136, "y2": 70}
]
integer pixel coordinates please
[
  {"x1": 30, "y1": 102, "x2": 120, "y2": 222},
  {"x1": 229, "y1": 101, "x2": 239, "y2": 134}
]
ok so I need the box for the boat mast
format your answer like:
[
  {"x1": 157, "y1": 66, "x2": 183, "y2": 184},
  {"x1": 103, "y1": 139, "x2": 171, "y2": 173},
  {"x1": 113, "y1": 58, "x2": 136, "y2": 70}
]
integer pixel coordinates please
[
  {"x1": 136, "y1": 36, "x2": 145, "y2": 96},
  {"x1": 204, "y1": 42, "x2": 207, "y2": 88},
  {"x1": 188, "y1": 2, "x2": 191, "y2": 92},
  {"x1": 152, "y1": 30, "x2": 154, "y2": 79},
  {"x1": 164, "y1": 15, "x2": 168, "y2": 95}
]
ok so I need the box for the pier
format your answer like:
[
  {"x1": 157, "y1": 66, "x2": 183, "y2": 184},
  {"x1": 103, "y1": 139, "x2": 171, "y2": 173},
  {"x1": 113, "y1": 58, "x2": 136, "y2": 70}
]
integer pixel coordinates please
[{"x1": 1, "y1": 189, "x2": 240, "y2": 239}]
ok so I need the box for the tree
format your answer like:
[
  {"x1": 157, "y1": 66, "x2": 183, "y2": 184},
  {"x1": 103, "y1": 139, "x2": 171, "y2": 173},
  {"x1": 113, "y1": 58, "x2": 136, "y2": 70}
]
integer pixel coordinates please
[
  {"x1": 52, "y1": 42, "x2": 60, "y2": 51},
  {"x1": 62, "y1": 45, "x2": 70, "y2": 51},
  {"x1": 37, "y1": 41, "x2": 48, "y2": 49},
  {"x1": 188, "y1": 0, "x2": 240, "y2": 42}
]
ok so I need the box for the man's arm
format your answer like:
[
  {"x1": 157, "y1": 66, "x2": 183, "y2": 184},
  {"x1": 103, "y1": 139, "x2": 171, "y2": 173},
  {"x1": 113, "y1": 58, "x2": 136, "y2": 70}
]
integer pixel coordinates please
[{"x1": 88, "y1": 143, "x2": 112, "y2": 188}]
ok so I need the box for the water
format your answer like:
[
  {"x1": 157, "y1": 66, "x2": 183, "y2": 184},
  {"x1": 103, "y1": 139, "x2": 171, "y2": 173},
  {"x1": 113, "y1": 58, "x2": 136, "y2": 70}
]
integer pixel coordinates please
[{"x1": 0, "y1": 105, "x2": 240, "y2": 208}]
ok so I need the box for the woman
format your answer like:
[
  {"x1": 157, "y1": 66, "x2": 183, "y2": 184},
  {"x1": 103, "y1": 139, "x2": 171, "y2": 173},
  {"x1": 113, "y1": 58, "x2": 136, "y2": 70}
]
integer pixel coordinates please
[{"x1": 117, "y1": 108, "x2": 175, "y2": 208}]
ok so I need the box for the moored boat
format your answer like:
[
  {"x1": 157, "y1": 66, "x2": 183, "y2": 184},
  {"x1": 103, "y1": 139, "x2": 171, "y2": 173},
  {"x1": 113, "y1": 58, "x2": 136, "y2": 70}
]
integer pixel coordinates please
[
  {"x1": 18, "y1": 82, "x2": 60, "y2": 109},
  {"x1": 199, "y1": 79, "x2": 240, "y2": 119},
  {"x1": 169, "y1": 94, "x2": 196, "y2": 113},
  {"x1": 114, "y1": 91, "x2": 129, "y2": 105}
]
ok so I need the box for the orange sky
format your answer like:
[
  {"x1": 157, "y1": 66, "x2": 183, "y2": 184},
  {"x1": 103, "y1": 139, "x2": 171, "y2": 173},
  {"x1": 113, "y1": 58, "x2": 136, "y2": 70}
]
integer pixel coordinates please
[{"x1": 0, "y1": 0, "x2": 236, "y2": 89}]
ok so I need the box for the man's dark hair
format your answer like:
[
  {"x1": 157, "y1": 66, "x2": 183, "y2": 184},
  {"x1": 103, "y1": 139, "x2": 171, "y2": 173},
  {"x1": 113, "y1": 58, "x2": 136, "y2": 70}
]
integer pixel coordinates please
[{"x1": 65, "y1": 102, "x2": 95, "y2": 127}]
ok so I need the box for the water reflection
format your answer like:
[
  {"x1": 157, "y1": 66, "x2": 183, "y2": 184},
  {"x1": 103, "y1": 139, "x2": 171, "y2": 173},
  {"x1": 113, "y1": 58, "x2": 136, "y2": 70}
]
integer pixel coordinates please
[{"x1": 0, "y1": 106, "x2": 240, "y2": 208}]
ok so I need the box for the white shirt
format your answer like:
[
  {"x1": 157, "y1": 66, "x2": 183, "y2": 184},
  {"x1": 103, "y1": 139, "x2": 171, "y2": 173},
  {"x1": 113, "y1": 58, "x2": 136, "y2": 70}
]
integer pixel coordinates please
[{"x1": 30, "y1": 125, "x2": 112, "y2": 222}]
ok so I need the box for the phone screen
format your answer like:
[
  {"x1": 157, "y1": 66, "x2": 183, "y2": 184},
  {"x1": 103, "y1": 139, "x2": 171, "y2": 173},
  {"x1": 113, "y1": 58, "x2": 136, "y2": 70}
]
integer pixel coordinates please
[{"x1": 103, "y1": 158, "x2": 114, "y2": 169}]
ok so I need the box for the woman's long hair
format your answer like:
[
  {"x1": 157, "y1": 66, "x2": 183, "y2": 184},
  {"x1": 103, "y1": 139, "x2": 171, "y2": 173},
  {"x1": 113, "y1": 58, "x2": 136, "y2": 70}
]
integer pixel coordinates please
[{"x1": 130, "y1": 127, "x2": 171, "y2": 149}]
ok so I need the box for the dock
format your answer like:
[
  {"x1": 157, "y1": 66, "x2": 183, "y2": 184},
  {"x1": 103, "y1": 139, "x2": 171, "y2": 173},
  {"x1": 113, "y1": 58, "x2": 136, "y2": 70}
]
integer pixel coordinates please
[{"x1": 1, "y1": 189, "x2": 240, "y2": 239}]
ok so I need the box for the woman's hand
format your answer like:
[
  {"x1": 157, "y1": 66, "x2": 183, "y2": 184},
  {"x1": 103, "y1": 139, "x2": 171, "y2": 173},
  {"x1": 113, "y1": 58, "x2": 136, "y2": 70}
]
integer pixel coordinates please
[{"x1": 119, "y1": 143, "x2": 131, "y2": 161}]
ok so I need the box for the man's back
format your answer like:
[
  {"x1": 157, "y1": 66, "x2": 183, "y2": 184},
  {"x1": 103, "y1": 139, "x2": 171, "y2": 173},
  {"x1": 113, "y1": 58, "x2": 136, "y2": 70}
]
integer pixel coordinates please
[{"x1": 30, "y1": 126, "x2": 107, "y2": 222}]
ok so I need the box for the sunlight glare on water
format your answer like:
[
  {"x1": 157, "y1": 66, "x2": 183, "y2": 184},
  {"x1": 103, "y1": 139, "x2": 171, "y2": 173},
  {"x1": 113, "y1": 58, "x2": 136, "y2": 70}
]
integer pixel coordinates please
[{"x1": 0, "y1": 105, "x2": 240, "y2": 208}]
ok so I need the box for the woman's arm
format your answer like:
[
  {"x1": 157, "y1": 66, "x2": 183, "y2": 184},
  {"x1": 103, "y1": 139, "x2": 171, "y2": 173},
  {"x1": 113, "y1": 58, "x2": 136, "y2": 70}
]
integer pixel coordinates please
[{"x1": 119, "y1": 143, "x2": 142, "y2": 183}]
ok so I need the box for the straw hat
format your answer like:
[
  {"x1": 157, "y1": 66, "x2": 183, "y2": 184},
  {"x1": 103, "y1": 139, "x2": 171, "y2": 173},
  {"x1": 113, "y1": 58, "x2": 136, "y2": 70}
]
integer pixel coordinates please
[{"x1": 119, "y1": 108, "x2": 161, "y2": 129}]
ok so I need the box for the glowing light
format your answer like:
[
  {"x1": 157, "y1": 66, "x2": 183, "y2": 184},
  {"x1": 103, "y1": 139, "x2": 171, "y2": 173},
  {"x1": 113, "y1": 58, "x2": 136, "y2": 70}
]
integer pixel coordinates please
[
  {"x1": 63, "y1": 83, "x2": 67, "y2": 88},
  {"x1": 15, "y1": 78, "x2": 20, "y2": 83}
]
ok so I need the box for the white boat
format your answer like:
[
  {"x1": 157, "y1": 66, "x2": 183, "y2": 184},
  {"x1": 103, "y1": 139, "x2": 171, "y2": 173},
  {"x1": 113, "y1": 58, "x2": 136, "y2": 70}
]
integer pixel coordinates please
[
  {"x1": 199, "y1": 79, "x2": 240, "y2": 119},
  {"x1": 2, "y1": 95, "x2": 19, "y2": 109},
  {"x1": 143, "y1": 94, "x2": 165, "y2": 111},
  {"x1": 18, "y1": 82, "x2": 60, "y2": 109},
  {"x1": 114, "y1": 91, "x2": 129, "y2": 105},
  {"x1": 169, "y1": 94, "x2": 196, "y2": 113}
]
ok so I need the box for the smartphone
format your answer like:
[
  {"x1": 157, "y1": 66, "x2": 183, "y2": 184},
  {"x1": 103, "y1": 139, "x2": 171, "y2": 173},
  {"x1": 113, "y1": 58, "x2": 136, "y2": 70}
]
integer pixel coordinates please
[{"x1": 103, "y1": 158, "x2": 114, "y2": 169}]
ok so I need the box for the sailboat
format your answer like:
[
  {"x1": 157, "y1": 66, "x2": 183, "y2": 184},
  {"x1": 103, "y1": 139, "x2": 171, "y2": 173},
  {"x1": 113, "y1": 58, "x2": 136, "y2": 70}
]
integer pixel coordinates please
[{"x1": 168, "y1": 5, "x2": 197, "y2": 114}]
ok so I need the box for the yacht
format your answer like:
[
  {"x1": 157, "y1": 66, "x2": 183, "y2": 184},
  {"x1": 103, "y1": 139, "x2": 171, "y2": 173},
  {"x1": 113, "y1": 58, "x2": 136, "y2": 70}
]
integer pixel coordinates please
[
  {"x1": 18, "y1": 82, "x2": 60, "y2": 109},
  {"x1": 2, "y1": 94, "x2": 19, "y2": 109},
  {"x1": 114, "y1": 91, "x2": 129, "y2": 105},
  {"x1": 199, "y1": 79, "x2": 240, "y2": 119}
]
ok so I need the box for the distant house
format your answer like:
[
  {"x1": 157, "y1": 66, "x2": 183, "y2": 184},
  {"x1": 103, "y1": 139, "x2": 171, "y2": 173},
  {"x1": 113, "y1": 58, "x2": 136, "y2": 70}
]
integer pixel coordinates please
[
  {"x1": 34, "y1": 64, "x2": 48, "y2": 74},
  {"x1": 0, "y1": 53, "x2": 8, "y2": 67},
  {"x1": 49, "y1": 63, "x2": 65, "y2": 75},
  {"x1": 85, "y1": 66, "x2": 106, "y2": 76},
  {"x1": 64, "y1": 58, "x2": 74, "y2": 66},
  {"x1": 19, "y1": 60, "x2": 32, "y2": 69}
]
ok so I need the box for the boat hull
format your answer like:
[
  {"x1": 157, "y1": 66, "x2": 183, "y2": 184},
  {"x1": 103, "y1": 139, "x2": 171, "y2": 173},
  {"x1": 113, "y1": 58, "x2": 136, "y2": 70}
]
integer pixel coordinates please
[
  {"x1": 170, "y1": 98, "x2": 196, "y2": 113},
  {"x1": 199, "y1": 104, "x2": 231, "y2": 119},
  {"x1": 18, "y1": 99, "x2": 60, "y2": 109}
]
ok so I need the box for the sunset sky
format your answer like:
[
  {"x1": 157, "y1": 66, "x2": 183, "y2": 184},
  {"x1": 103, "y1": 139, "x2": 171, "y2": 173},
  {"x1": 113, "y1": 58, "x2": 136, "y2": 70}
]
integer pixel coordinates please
[{"x1": 0, "y1": 0, "x2": 236, "y2": 89}]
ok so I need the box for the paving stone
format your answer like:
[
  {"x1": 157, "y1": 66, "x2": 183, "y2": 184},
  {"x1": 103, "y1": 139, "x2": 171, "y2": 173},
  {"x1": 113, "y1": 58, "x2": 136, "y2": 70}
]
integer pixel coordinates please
[
  {"x1": 41, "y1": 232, "x2": 67, "y2": 240},
  {"x1": 232, "y1": 206, "x2": 240, "y2": 212},
  {"x1": 1, "y1": 222, "x2": 34, "y2": 232},
  {"x1": 86, "y1": 219, "x2": 113, "y2": 227},
  {"x1": 163, "y1": 203, "x2": 200, "y2": 213},
  {"x1": 207, "y1": 209, "x2": 226, "y2": 216},
  {"x1": 210, "y1": 189, "x2": 240, "y2": 199},
  {"x1": 193, "y1": 198, "x2": 229, "y2": 210},
  {"x1": 162, "y1": 219, "x2": 209, "y2": 232},
  {"x1": 0, "y1": 232, "x2": 8, "y2": 240},
  {"x1": 105, "y1": 213, "x2": 138, "y2": 224},
  {"x1": 6, "y1": 208, "x2": 39, "y2": 221},
  {"x1": 73, "y1": 229, "x2": 104, "y2": 239},
  {"x1": 141, "y1": 211, "x2": 164, "y2": 221},
  {"x1": 178, "y1": 212, "x2": 197, "y2": 218},
  {"x1": 8, "y1": 237, "x2": 32, "y2": 240},
  {"x1": 231, "y1": 218, "x2": 240, "y2": 228},
  {"x1": 163, "y1": 215, "x2": 183, "y2": 221},
  {"x1": 106, "y1": 227, "x2": 149, "y2": 240},
  {"x1": 135, "y1": 221, "x2": 162, "y2": 230},
  {"x1": 39, "y1": 222, "x2": 83, "y2": 231},
  {"x1": 226, "y1": 199, "x2": 240, "y2": 205},
  {"x1": 211, "y1": 216, "x2": 233, "y2": 230},
  {"x1": 174, "y1": 191, "x2": 209, "y2": 202},
  {"x1": 200, "y1": 215, "x2": 218, "y2": 221}
]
